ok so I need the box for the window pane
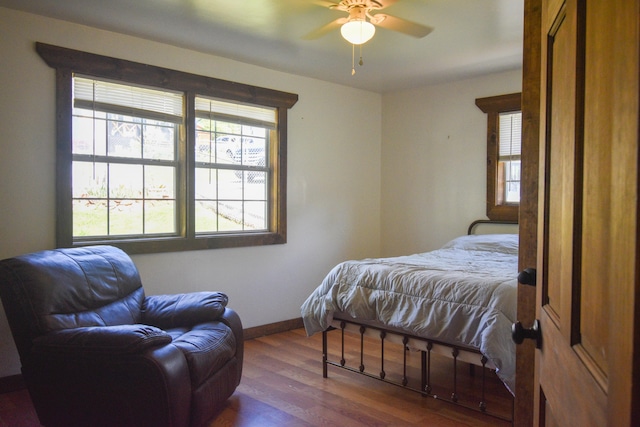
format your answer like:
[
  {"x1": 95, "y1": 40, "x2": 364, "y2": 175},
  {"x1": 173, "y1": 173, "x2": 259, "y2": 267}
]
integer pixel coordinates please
[
  {"x1": 109, "y1": 164, "x2": 143, "y2": 198},
  {"x1": 506, "y1": 160, "x2": 521, "y2": 181},
  {"x1": 246, "y1": 171, "x2": 266, "y2": 185},
  {"x1": 145, "y1": 165, "x2": 175, "y2": 199},
  {"x1": 143, "y1": 122, "x2": 175, "y2": 160},
  {"x1": 244, "y1": 201, "x2": 267, "y2": 230},
  {"x1": 73, "y1": 161, "x2": 107, "y2": 198},
  {"x1": 501, "y1": 160, "x2": 521, "y2": 203},
  {"x1": 145, "y1": 200, "x2": 175, "y2": 234},
  {"x1": 196, "y1": 129, "x2": 213, "y2": 163},
  {"x1": 73, "y1": 199, "x2": 108, "y2": 237},
  {"x1": 235, "y1": 137, "x2": 266, "y2": 168},
  {"x1": 109, "y1": 199, "x2": 143, "y2": 235},
  {"x1": 108, "y1": 117, "x2": 142, "y2": 158},
  {"x1": 73, "y1": 114, "x2": 106, "y2": 155},
  {"x1": 506, "y1": 182, "x2": 521, "y2": 203},
  {"x1": 218, "y1": 201, "x2": 244, "y2": 231},
  {"x1": 218, "y1": 171, "x2": 243, "y2": 200},
  {"x1": 195, "y1": 201, "x2": 219, "y2": 233},
  {"x1": 214, "y1": 134, "x2": 238, "y2": 165},
  {"x1": 195, "y1": 168, "x2": 217, "y2": 200}
]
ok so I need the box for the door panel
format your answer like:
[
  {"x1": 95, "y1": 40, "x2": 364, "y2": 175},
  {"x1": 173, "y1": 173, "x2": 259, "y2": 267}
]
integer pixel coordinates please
[
  {"x1": 538, "y1": 0, "x2": 607, "y2": 425},
  {"x1": 534, "y1": 0, "x2": 639, "y2": 426},
  {"x1": 579, "y1": 0, "x2": 612, "y2": 387},
  {"x1": 543, "y1": 1, "x2": 576, "y2": 333}
]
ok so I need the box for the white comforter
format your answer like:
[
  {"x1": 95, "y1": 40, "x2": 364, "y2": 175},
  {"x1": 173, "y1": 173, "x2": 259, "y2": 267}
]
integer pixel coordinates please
[{"x1": 301, "y1": 234, "x2": 519, "y2": 394}]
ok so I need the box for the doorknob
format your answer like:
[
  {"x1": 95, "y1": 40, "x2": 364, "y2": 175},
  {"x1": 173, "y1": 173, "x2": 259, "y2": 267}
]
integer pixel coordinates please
[
  {"x1": 512, "y1": 319, "x2": 541, "y2": 349},
  {"x1": 518, "y1": 268, "x2": 537, "y2": 286}
]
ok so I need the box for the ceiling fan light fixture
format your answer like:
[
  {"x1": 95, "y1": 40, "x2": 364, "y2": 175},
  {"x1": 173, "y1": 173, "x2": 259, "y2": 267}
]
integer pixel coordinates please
[{"x1": 340, "y1": 19, "x2": 375, "y2": 45}]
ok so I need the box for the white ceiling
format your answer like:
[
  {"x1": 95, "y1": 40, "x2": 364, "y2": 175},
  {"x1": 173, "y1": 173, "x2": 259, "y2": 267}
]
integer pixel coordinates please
[{"x1": 0, "y1": 0, "x2": 524, "y2": 93}]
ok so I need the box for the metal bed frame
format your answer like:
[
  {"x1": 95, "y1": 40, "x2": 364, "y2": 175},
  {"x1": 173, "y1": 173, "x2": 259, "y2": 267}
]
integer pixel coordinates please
[{"x1": 319, "y1": 220, "x2": 518, "y2": 423}]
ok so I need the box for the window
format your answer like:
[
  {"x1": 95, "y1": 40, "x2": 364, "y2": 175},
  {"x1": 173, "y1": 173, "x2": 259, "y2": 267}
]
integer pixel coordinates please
[
  {"x1": 37, "y1": 43, "x2": 298, "y2": 254},
  {"x1": 498, "y1": 111, "x2": 522, "y2": 204},
  {"x1": 72, "y1": 78, "x2": 184, "y2": 239},
  {"x1": 475, "y1": 93, "x2": 522, "y2": 222}
]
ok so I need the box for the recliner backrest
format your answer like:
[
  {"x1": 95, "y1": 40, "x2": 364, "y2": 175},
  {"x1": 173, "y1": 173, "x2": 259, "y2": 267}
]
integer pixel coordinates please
[{"x1": 0, "y1": 246, "x2": 145, "y2": 360}]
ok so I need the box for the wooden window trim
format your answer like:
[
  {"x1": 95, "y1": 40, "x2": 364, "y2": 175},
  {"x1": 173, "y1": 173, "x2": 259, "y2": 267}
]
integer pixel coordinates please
[
  {"x1": 36, "y1": 43, "x2": 298, "y2": 254},
  {"x1": 475, "y1": 92, "x2": 522, "y2": 222}
]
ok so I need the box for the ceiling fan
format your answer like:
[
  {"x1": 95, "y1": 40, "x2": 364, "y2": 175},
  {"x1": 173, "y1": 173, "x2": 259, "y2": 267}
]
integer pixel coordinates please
[
  {"x1": 305, "y1": 0, "x2": 434, "y2": 45},
  {"x1": 305, "y1": 0, "x2": 433, "y2": 74}
]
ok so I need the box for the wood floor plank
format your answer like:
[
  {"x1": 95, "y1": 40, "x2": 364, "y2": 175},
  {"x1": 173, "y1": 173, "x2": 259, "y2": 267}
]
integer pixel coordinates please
[
  {"x1": 0, "y1": 328, "x2": 513, "y2": 426},
  {"x1": 211, "y1": 329, "x2": 513, "y2": 427}
]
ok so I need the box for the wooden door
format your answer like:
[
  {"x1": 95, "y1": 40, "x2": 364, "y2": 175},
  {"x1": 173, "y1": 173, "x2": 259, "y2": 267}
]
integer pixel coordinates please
[{"x1": 532, "y1": 0, "x2": 639, "y2": 426}]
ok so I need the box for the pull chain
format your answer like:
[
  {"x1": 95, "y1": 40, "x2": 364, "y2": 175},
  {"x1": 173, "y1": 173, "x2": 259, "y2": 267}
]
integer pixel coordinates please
[
  {"x1": 351, "y1": 44, "x2": 365, "y2": 75},
  {"x1": 351, "y1": 44, "x2": 356, "y2": 75}
]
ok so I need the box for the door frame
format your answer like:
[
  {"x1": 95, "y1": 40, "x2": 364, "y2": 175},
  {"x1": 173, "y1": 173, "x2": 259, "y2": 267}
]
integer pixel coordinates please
[{"x1": 514, "y1": 1, "x2": 541, "y2": 425}]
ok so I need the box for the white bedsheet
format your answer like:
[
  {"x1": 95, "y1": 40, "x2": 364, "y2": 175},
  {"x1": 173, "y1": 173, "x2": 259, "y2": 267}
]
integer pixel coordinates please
[{"x1": 300, "y1": 234, "x2": 519, "y2": 394}]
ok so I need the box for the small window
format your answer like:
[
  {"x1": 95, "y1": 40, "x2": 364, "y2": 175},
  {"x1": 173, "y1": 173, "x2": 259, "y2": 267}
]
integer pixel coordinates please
[
  {"x1": 498, "y1": 111, "x2": 522, "y2": 204},
  {"x1": 476, "y1": 93, "x2": 522, "y2": 221},
  {"x1": 37, "y1": 43, "x2": 298, "y2": 254}
]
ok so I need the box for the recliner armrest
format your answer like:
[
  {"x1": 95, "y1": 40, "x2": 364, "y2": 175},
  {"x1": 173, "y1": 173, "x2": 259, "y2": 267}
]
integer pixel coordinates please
[
  {"x1": 142, "y1": 291, "x2": 229, "y2": 329},
  {"x1": 31, "y1": 324, "x2": 172, "y2": 356}
]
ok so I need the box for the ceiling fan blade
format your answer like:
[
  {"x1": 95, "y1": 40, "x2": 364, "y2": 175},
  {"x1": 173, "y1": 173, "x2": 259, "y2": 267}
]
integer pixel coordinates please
[
  {"x1": 303, "y1": 17, "x2": 348, "y2": 40},
  {"x1": 374, "y1": 0, "x2": 400, "y2": 9},
  {"x1": 371, "y1": 14, "x2": 434, "y2": 38},
  {"x1": 312, "y1": 0, "x2": 341, "y2": 7}
]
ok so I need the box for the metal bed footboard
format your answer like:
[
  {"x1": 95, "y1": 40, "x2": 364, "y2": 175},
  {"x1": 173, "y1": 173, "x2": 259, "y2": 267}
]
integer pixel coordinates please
[{"x1": 322, "y1": 318, "x2": 514, "y2": 423}]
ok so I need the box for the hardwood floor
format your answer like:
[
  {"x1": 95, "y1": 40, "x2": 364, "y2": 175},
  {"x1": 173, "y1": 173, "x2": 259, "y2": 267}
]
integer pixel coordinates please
[{"x1": 0, "y1": 328, "x2": 513, "y2": 426}]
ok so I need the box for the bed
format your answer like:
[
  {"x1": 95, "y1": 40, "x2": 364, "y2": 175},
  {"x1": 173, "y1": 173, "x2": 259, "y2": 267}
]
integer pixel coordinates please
[{"x1": 300, "y1": 221, "x2": 518, "y2": 420}]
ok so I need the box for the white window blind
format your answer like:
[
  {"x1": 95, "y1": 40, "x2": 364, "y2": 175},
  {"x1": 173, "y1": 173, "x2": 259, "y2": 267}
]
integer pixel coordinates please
[
  {"x1": 195, "y1": 97, "x2": 276, "y2": 128},
  {"x1": 74, "y1": 76, "x2": 184, "y2": 123},
  {"x1": 498, "y1": 112, "x2": 522, "y2": 160}
]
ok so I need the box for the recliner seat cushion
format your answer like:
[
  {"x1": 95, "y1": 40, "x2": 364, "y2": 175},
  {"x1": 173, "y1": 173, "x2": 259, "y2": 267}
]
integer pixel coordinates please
[{"x1": 167, "y1": 322, "x2": 237, "y2": 389}]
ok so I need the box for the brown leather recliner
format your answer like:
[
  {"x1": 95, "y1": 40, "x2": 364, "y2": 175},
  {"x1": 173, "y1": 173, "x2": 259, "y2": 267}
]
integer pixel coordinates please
[{"x1": 0, "y1": 245, "x2": 243, "y2": 427}]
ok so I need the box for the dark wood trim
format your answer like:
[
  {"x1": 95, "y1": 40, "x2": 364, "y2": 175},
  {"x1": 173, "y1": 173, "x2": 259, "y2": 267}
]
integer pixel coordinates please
[
  {"x1": 515, "y1": 1, "x2": 541, "y2": 426},
  {"x1": 55, "y1": 68, "x2": 73, "y2": 248},
  {"x1": 243, "y1": 318, "x2": 304, "y2": 341},
  {"x1": 36, "y1": 43, "x2": 298, "y2": 109},
  {"x1": 476, "y1": 92, "x2": 522, "y2": 222},
  {"x1": 475, "y1": 93, "x2": 522, "y2": 114},
  {"x1": 36, "y1": 42, "x2": 298, "y2": 255}
]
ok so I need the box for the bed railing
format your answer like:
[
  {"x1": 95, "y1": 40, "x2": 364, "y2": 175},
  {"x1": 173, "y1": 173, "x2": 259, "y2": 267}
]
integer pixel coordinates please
[
  {"x1": 467, "y1": 219, "x2": 518, "y2": 235},
  {"x1": 322, "y1": 318, "x2": 514, "y2": 423}
]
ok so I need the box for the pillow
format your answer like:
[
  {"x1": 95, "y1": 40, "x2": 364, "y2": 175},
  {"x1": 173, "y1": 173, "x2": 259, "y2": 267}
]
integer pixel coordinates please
[{"x1": 441, "y1": 234, "x2": 519, "y2": 255}]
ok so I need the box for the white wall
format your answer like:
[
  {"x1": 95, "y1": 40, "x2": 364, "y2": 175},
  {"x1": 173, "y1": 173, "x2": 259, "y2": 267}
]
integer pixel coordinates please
[
  {"x1": 0, "y1": 7, "x2": 523, "y2": 379},
  {"x1": 380, "y1": 70, "x2": 522, "y2": 257},
  {"x1": 0, "y1": 8, "x2": 382, "y2": 377}
]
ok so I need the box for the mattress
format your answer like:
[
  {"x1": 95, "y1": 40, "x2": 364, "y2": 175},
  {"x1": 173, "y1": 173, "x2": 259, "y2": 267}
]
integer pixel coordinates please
[{"x1": 300, "y1": 233, "x2": 519, "y2": 394}]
